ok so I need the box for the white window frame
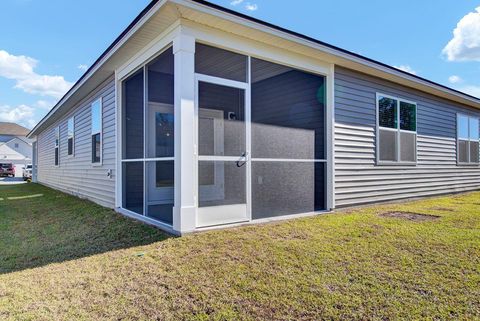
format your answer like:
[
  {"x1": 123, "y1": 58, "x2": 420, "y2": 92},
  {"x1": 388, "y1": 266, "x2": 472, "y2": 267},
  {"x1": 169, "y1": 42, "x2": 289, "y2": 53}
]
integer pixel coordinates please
[
  {"x1": 54, "y1": 126, "x2": 60, "y2": 166},
  {"x1": 376, "y1": 93, "x2": 417, "y2": 165},
  {"x1": 91, "y1": 98, "x2": 103, "y2": 165},
  {"x1": 457, "y1": 113, "x2": 480, "y2": 165},
  {"x1": 67, "y1": 116, "x2": 75, "y2": 157}
]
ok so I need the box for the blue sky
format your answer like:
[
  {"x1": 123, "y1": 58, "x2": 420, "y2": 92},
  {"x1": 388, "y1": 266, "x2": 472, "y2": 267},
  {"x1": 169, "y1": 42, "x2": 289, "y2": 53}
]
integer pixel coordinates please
[{"x1": 1, "y1": 0, "x2": 480, "y2": 128}]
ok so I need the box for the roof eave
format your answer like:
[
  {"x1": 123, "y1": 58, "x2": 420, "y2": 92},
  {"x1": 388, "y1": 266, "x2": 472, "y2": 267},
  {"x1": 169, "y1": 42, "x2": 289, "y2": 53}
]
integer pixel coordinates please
[{"x1": 28, "y1": 0, "x2": 480, "y2": 138}]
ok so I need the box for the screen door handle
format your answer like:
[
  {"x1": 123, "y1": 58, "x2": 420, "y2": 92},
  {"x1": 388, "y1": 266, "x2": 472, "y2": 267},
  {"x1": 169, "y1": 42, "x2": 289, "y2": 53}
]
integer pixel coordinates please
[{"x1": 236, "y1": 152, "x2": 247, "y2": 168}]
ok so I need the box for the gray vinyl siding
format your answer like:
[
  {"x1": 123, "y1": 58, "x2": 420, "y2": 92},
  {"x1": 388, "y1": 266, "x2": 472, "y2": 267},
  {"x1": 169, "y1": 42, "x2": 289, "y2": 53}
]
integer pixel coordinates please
[
  {"x1": 334, "y1": 66, "x2": 480, "y2": 207},
  {"x1": 36, "y1": 76, "x2": 116, "y2": 208}
]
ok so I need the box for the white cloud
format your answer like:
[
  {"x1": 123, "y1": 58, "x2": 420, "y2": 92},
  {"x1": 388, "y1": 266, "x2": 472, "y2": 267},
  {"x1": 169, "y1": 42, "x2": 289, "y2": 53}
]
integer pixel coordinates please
[
  {"x1": 15, "y1": 75, "x2": 72, "y2": 99},
  {"x1": 442, "y1": 6, "x2": 480, "y2": 61},
  {"x1": 25, "y1": 119, "x2": 37, "y2": 129},
  {"x1": 230, "y1": 0, "x2": 243, "y2": 5},
  {"x1": 0, "y1": 50, "x2": 35, "y2": 79},
  {"x1": 35, "y1": 100, "x2": 55, "y2": 110},
  {"x1": 0, "y1": 104, "x2": 34, "y2": 124},
  {"x1": 393, "y1": 65, "x2": 417, "y2": 75},
  {"x1": 0, "y1": 50, "x2": 72, "y2": 99},
  {"x1": 448, "y1": 75, "x2": 463, "y2": 84},
  {"x1": 245, "y1": 2, "x2": 258, "y2": 11},
  {"x1": 78, "y1": 64, "x2": 88, "y2": 71}
]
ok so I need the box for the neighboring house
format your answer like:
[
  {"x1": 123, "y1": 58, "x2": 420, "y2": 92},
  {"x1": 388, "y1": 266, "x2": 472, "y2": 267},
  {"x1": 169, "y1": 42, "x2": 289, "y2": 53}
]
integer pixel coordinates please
[
  {"x1": 27, "y1": 0, "x2": 480, "y2": 235},
  {"x1": 0, "y1": 122, "x2": 32, "y2": 176}
]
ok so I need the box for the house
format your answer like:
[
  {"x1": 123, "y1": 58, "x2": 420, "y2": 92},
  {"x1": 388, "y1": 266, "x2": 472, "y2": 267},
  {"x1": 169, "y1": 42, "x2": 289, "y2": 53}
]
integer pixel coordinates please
[
  {"x1": 27, "y1": 0, "x2": 480, "y2": 235},
  {"x1": 0, "y1": 122, "x2": 32, "y2": 176}
]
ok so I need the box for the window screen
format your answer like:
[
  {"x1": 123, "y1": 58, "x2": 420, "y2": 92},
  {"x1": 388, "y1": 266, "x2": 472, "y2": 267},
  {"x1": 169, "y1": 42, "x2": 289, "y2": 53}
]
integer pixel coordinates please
[
  {"x1": 379, "y1": 129, "x2": 397, "y2": 162},
  {"x1": 470, "y1": 142, "x2": 479, "y2": 163},
  {"x1": 457, "y1": 114, "x2": 480, "y2": 164},
  {"x1": 458, "y1": 140, "x2": 469, "y2": 163},
  {"x1": 400, "y1": 131, "x2": 416, "y2": 162},
  {"x1": 377, "y1": 94, "x2": 417, "y2": 163},
  {"x1": 195, "y1": 43, "x2": 248, "y2": 82}
]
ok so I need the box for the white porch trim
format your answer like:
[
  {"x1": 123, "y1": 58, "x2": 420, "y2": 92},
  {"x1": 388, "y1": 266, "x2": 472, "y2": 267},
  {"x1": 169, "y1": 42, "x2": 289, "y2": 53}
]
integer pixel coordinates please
[{"x1": 172, "y1": 31, "x2": 197, "y2": 233}]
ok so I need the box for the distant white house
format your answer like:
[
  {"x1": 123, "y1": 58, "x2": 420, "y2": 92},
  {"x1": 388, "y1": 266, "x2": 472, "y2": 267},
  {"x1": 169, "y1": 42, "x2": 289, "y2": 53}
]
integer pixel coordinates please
[{"x1": 0, "y1": 122, "x2": 32, "y2": 176}]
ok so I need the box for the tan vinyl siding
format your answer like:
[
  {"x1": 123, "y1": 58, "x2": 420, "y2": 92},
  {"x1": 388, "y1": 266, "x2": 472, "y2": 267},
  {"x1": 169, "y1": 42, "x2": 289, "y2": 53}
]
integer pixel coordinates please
[
  {"x1": 36, "y1": 76, "x2": 116, "y2": 208},
  {"x1": 334, "y1": 67, "x2": 480, "y2": 207}
]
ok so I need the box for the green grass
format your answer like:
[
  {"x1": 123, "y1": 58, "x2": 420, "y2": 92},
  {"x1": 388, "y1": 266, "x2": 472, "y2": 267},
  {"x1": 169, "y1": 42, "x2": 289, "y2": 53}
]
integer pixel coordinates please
[{"x1": 0, "y1": 184, "x2": 479, "y2": 320}]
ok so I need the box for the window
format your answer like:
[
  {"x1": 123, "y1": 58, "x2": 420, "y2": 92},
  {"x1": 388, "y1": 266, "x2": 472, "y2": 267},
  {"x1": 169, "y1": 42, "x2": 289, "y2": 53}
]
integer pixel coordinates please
[
  {"x1": 14, "y1": 143, "x2": 19, "y2": 148},
  {"x1": 91, "y1": 99, "x2": 102, "y2": 164},
  {"x1": 457, "y1": 114, "x2": 479, "y2": 164},
  {"x1": 377, "y1": 94, "x2": 417, "y2": 164},
  {"x1": 67, "y1": 117, "x2": 74, "y2": 156},
  {"x1": 54, "y1": 126, "x2": 59, "y2": 166}
]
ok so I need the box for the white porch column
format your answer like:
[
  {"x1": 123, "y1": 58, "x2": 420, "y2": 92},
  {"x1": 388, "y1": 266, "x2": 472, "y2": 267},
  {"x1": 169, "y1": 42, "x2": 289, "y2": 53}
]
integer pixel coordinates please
[{"x1": 173, "y1": 32, "x2": 196, "y2": 234}]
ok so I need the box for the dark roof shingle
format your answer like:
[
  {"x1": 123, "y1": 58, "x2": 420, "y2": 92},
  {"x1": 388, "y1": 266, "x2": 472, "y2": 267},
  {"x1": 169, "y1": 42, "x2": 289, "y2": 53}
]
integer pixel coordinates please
[{"x1": 0, "y1": 122, "x2": 30, "y2": 136}]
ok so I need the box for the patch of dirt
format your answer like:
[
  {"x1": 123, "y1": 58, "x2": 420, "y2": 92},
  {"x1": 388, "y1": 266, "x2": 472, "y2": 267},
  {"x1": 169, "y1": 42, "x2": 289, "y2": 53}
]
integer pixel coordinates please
[
  {"x1": 380, "y1": 212, "x2": 440, "y2": 221},
  {"x1": 429, "y1": 207, "x2": 455, "y2": 212}
]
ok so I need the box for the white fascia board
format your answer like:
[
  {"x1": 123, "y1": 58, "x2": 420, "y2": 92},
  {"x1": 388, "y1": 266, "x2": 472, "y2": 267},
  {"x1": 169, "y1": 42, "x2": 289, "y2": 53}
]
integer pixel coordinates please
[
  {"x1": 181, "y1": 20, "x2": 330, "y2": 77},
  {"x1": 117, "y1": 22, "x2": 181, "y2": 80}
]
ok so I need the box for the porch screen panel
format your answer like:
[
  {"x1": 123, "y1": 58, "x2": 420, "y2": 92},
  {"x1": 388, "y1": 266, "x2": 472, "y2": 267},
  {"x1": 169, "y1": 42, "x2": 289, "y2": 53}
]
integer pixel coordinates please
[
  {"x1": 198, "y1": 82, "x2": 245, "y2": 157},
  {"x1": 147, "y1": 48, "x2": 174, "y2": 158},
  {"x1": 251, "y1": 162, "x2": 324, "y2": 219},
  {"x1": 122, "y1": 162, "x2": 144, "y2": 215},
  {"x1": 123, "y1": 69, "x2": 144, "y2": 159},
  {"x1": 195, "y1": 43, "x2": 247, "y2": 82},
  {"x1": 121, "y1": 46, "x2": 175, "y2": 225},
  {"x1": 198, "y1": 161, "x2": 246, "y2": 208},
  {"x1": 251, "y1": 58, "x2": 326, "y2": 218},
  {"x1": 251, "y1": 58, "x2": 326, "y2": 160},
  {"x1": 145, "y1": 161, "x2": 174, "y2": 224}
]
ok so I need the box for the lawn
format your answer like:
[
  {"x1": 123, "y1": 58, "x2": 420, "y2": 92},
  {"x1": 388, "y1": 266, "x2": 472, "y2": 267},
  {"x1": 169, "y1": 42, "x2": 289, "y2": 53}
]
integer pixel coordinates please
[{"x1": 0, "y1": 184, "x2": 479, "y2": 320}]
